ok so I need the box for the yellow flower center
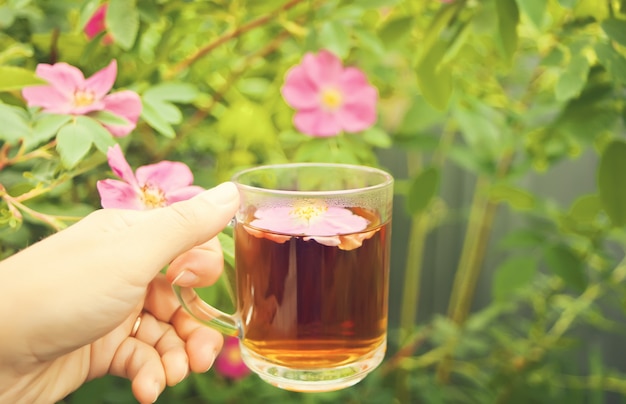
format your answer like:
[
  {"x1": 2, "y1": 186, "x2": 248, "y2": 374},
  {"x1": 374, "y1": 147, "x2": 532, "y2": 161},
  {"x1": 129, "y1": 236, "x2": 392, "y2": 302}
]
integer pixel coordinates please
[
  {"x1": 226, "y1": 348, "x2": 242, "y2": 364},
  {"x1": 74, "y1": 89, "x2": 96, "y2": 107},
  {"x1": 140, "y1": 185, "x2": 167, "y2": 209},
  {"x1": 320, "y1": 87, "x2": 343, "y2": 110},
  {"x1": 290, "y1": 200, "x2": 328, "y2": 223}
]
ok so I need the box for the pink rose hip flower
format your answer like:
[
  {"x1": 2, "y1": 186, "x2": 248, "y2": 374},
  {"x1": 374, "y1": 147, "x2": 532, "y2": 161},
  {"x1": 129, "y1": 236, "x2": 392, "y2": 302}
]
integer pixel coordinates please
[
  {"x1": 22, "y1": 60, "x2": 142, "y2": 137},
  {"x1": 84, "y1": 4, "x2": 113, "y2": 45},
  {"x1": 214, "y1": 337, "x2": 251, "y2": 380},
  {"x1": 281, "y1": 49, "x2": 378, "y2": 137},
  {"x1": 247, "y1": 200, "x2": 378, "y2": 250},
  {"x1": 96, "y1": 144, "x2": 204, "y2": 210}
]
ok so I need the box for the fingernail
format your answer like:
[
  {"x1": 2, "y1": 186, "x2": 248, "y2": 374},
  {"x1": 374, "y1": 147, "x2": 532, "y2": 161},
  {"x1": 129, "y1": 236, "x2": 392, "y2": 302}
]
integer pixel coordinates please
[
  {"x1": 172, "y1": 270, "x2": 199, "y2": 287},
  {"x1": 176, "y1": 367, "x2": 189, "y2": 385},
  {"x1": 152, "y1": 382, "x2": 160, "y2": 403},
  {"x1": 202, "y1": 349, "x2": 219, "y2": 373},
  {"x1": 202, "y1": 182, "x2": 239, "y2": 205}
]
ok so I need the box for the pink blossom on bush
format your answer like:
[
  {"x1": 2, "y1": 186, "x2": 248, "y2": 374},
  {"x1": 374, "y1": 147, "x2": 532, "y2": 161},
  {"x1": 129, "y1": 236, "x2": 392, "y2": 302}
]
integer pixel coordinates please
[
  {"x1": 96, "y1": 144, "x2": 204, "y2": 209},
  {"x1": 281, "y1": 49, "x2": 378, "y2": 137},
  {"x1": 214, "y1": 337, "x2": 251, "y2": 380},
  {"x1": 22, "y1": 60, "x2": 142, "y2": 137},
  {"x1": 84, "y1": 4, "x2": 113, "y2": 45}
]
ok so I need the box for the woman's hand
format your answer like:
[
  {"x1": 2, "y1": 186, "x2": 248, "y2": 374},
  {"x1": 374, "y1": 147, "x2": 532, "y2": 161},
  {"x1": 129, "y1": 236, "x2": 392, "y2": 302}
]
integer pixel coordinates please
[{"x1": 0, "y1": 182, "x2": 239, "y2": 404}]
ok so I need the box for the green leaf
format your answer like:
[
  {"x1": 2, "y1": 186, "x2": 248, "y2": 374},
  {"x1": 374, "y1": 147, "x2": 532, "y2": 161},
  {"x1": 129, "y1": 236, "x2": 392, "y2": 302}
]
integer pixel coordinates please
[
  {"x1": 495, "y1": 0, "x2": 520, "y2": 61},
  {"x1": 544, "y1": 244, "x2": 587, "y2": 292},
  {"x1": 557, "y1": 0, "x2": 578, "y2": 8},
  {"x1": 595, "y1": 42, "x2": 626, "y2": 85},
  {"x1": 88, "y1": 110, "x2": 131, "y2": 127},
  {"x1": 498, "y1": 229, "x2": 544, "y2": 249},
  {"x1": 406, "y1": 167, "x2": 440, "y2": 215},
  {"x1": 56, "y1": 121, "x2": 94, "y2": 168},
  {"x1": 378, "y1": 16, "x2": 414, "y2": 49},
  {"x1": 75, "y1": 116, "x2": 115, "y2": 153},
  {"x1": 568, "y1": 194, "x2": 602, "y2": 224},
  {"x1": 601, "y1": 18, "x2": 626, "y2": 48},
  {"x1": 318, "y1": 21, "x2": 350, "y2": 59},
  {"x1": 361, "y1": 127, "x2": 391, "y2": 148},
  {"x1": 0, "y1": 66, "x2": 46, "y2": 92},
  {"x1": 142, "y1": 83, "x2": 199, "y2": 103},
  {"x1": 573, "y1": 0, "x2": 609, "y2": 20},
  {"x1": 555, "y1": 54, "x2": 590, "y2": 101},
  {"x1": 489, "y1": 184, "x2": 535, "y2": 210},
  {"x1": 141, "y1": 99, "x2": 175, "y2": 138},
  {"x1": 29, "y1": 114, "x2": 71, "y2": 148},
  {"x1": 0, "y1": 103, "x2": 30, "y2": 143},
  {"x1": 354, "y1": 28, "x2": 386, "y2": 58},
  {"x1": 415, "y1": 40, "x2": 453, "y2": 111},
  {"x1": 106, "y1": 0, "x2": 139, "y2": 50},
  {"x1": 598, "y1": 140, "x2": 626, "y2": 227},
  {"x1": 453, "y1": 98, "x2": 506, "y2": 159},
  {"x1": 492, "y1": 257, "x2": 538, "y2": 301},
  {"x1": 515, "y1": 0, "x2": 546, "y2": 28}
]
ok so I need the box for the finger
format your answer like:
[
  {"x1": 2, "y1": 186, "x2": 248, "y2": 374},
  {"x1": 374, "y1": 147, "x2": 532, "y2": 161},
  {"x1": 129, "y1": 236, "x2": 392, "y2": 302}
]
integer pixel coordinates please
[
  {"x1": 109, "y1": 338, "x2": 165, "y2": 404},
  {"x1": 171, "y1": 310, "x2": 224, "y2": 373},
  {"x1": 116, "y1": 182, "x2": 239, "y2": 284},
  {"x1": 144, "y1": 276, "x2": 224, "y2": 372},
  {"x1": 166, "y1": 237, "x2": 224, "y2": 287},
  {"x1": 133, "y1": 312, "x2": 189, "y2": 386},
  {"x1": 144, "y1": 275, "x2": 185, "y2": 322}
]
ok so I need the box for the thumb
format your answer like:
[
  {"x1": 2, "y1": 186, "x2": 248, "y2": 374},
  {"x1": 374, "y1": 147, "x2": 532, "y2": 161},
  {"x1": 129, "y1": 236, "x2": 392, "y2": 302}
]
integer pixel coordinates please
[{"x1": 121, "y1": 182, "x2": 239, "y2": 281}]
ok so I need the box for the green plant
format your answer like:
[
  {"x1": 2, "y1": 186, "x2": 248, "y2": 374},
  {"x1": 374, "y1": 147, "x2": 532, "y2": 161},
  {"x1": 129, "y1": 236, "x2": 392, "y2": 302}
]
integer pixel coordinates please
[{"x1": 2, "y1": 0, "x2": 626, "y2": 402}]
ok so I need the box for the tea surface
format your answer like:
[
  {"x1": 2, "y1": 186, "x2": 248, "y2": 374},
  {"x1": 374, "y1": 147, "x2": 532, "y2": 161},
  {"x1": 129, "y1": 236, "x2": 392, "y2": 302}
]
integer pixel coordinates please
[{"x1": 235, "y1": 210, "x2": 390, "y2": 369}]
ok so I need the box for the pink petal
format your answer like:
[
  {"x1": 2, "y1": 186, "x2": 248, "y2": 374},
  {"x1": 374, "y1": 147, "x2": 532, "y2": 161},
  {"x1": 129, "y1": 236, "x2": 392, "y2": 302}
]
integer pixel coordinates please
[
  {"x1": 307, "y1": 207, "x2": 368, "y2": 235},
  {"x1": 337, "y1": 90, "x2": 378, "y2": 133},
  {"x1": 304, "y1": 236, "x2": 341, "y2": 246},
  {"x1": 69, "y1": 100, "x2": 106, "y2": 116},
  {"x1": 281, "y1": 65, "x2": 320, "y2": 110},
  {"x1": 293, "y1": 108, "x2": 342, "y2": 137},
  {"x1": 97, "y1": 179, "x2": 144, "y2": 210},
  {"x1": 85, "y1": 4, "x2": 107, "y2": 39},
  {"x1": 107, "y1": 144, "x2": 139, "y2": 187},
  {"x1": 35, "y1": 63, "x2": 85, "y2": 96},
  {"x1": 85, "y1": 60, "x2": 117, "y2": 99},
  {"x1": 102, "y1": 90, "x2": 142, "y2": 137},
  {"x1": 22, "y1": 85, "x2": 73, "y2": 113},
  {"x1": 214, "y1": 337, "x2": 250, "y2": 380},
  {"x1": 165, "y1": 186, "x2": 205, "y2": 204},
  {"x1": 301, "y1": 50, "x2": 343, "y2": 88},
  {"x1": 135, "y1": 161, "x2": 195, "y2": 193},
  {"x1": 338, "y1": 67, "x2": 373, "y2": 103}
]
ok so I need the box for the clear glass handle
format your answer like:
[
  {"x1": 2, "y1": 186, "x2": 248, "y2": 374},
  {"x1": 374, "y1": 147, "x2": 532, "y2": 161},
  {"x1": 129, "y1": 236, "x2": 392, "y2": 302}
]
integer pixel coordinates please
[{"x1": 172, "y1": 284, "x2": 240, "y2": 336}]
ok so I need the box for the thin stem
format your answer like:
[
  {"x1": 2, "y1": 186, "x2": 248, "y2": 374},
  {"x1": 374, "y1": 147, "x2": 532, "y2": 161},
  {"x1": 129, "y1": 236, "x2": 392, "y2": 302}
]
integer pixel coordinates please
[
  {"x1": 165, "y1": 0, "x2": 310, "y2": 79},
  {"x1": 438, "y1": 152, "x2": 514, "y2": 383},
  {"x1": 399, "y1": 215, "x2": 429, "y2": 339},
  {"x1": 446, "y1": 176, "x2": 496, "y2": 323}
]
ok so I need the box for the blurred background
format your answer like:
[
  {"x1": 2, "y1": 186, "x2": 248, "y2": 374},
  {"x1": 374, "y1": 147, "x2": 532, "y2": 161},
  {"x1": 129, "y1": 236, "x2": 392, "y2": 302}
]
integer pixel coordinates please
[{"x1": 2, "y1": 0, "x2": 626, "y2": 402}]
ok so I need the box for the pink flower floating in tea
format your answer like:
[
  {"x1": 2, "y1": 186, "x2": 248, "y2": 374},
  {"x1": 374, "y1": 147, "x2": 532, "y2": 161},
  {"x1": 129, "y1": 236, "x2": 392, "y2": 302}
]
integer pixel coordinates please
[
  {"x1": 281, "y1": 49, "x2": 378, "y2": 137},
  {"x1": 96, "y1": 144, "x2": 204, "y2": 209},
  {"x1": 214, "y1": 337, "x2": 251, "y2": 380},
  {"x1": 248, "y1": 200, "x2": 377, "y2": 250},
  {"x1": 84, "y1": 3, "x2": 114, "y2": 45},
  {"x1": 21, "y1": 60, "x2": 141, "y2": 137}
]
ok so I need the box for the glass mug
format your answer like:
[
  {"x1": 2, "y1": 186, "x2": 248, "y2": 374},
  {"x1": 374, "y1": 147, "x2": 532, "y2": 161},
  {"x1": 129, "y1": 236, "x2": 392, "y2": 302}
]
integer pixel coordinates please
[{"x1": 173, "y1": 163, "x2": 393, "y2": 392}]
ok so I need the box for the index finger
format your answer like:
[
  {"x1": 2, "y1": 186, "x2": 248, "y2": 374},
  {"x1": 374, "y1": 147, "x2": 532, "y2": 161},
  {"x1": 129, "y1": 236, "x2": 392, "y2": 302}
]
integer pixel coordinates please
[{"x1": 166, "y1": 237, "x2": 223, "y2": 288}]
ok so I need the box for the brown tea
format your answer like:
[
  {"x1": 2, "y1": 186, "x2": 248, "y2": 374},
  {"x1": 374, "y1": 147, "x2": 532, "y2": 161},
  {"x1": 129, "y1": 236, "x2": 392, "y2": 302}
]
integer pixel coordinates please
[{"x1": 234, "y1": 208, "x2": 390, "y2": 369}]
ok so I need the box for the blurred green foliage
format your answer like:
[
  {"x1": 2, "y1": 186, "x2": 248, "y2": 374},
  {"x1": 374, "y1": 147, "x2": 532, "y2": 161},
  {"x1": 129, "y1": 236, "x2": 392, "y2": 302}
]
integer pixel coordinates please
[{"x1": 2, "y1": 0, "x2": 626, "y2": 402}]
